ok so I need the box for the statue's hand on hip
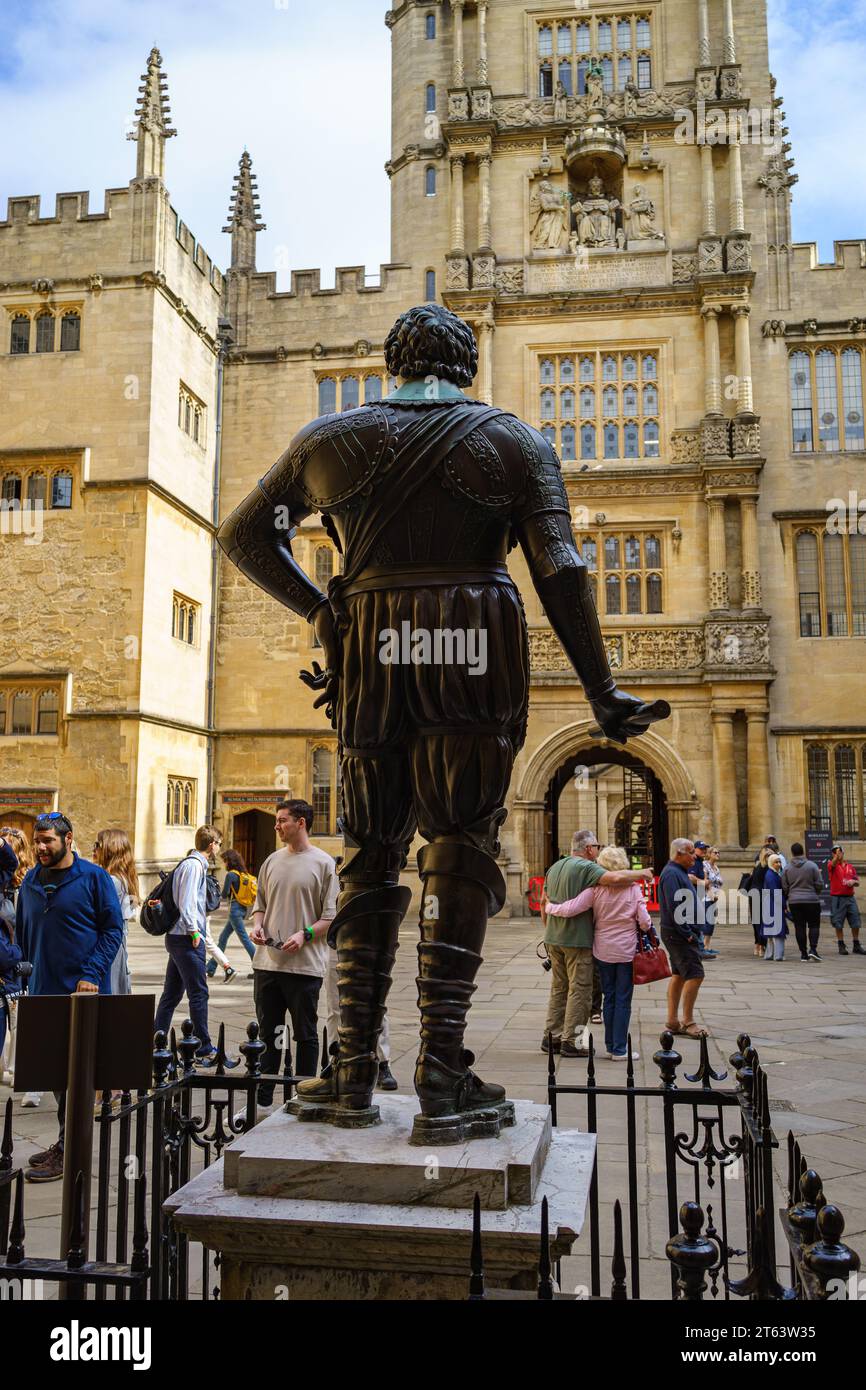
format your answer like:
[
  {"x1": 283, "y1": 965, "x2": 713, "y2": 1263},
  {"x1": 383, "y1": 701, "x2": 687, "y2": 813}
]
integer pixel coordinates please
[{"x1": 588, "y1": 688, "x2": 671, "y2": 746}]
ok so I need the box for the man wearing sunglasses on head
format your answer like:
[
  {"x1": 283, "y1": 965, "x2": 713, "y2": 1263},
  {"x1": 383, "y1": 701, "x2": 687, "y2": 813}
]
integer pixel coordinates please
[{"x1": 16, "y1": 811, "x2": 123, "y2": 1183}]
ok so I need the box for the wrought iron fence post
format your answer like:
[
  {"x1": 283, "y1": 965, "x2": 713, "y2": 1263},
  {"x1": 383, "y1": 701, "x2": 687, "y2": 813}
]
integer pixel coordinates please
[
  {"x1": 654, "y1": 1030, "x2": 682, "y2": 1296},
  {"x1": 802, "y1": 1205, "x2": 861, "y2": 1301},
  {"x1": 666, "y1": 1201, "x2": 716, "y2": 1300}
]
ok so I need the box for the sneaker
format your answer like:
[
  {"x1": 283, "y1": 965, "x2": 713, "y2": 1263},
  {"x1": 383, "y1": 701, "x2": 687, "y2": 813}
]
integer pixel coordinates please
[
  {"x1": 560, "y1": 1040, "x2": 589, "y2": 1058},
  {"x1": 26, "y1": 1141, "x2": 63, "y2": 1169},
  {"x1": 195, "y1": 1049, "x2": 220, "y2": 1068},
  {"x1": 223, "y1": 967, "x2": 237, "y2": 983},
  {"x1": 590, "y1": 1012, "x2": 603, "y2": 1025},
  {"x1": 25, "y1": 1145, "x2": 64, "y2": 1183},
  {"x1": 246, "y1": 971, "x2": 255, "y2": 979},
  {"x1": 377, "y1": 1062, "x2": 398, "y2": 1091},
  {"x1": 838, "y1": 941, "x2": 849, "y2": 955},
  {"x1": 800, "y1": 954, "x2": 810, "y2": 962},
  {"x1": 256, "y1": 1086, "x2": 275, "y2": 1108},
  {"x1": 853, "y1": 941, "x2": 866, "y2": 956},
  {"x1": 609, "y1": 1051, "x2": 639, "y2": 1061},
  {"x1": 808, "y1": 950, "x2": 822, "y2": 962},
  {"x1": 21, "y1": 1092, "x2": 42, "y2": 1108},
  {"x1": 205, "y1": 966, "x2": 217, "y2": 979},
  {"x1": 540, "y1": 1036, "x2": 561, "y2": 1054},
  {"x1": 698, "y1": 948, "x2": 718, "y2": 959}
]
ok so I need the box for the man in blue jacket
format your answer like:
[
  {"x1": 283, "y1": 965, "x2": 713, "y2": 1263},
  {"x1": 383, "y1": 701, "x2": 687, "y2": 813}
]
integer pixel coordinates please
[{"x1": 16, "y1": 811, "x2": 123, "y2": 1183}]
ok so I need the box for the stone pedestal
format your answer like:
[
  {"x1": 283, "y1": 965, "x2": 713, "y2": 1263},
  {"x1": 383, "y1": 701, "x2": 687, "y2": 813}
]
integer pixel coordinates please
[{"x1": 165, "y1": 1095, "x2": 595, "y2": 1300}]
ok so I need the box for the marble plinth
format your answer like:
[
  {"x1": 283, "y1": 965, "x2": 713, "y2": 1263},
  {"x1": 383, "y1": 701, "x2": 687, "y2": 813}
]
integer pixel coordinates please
[{"x1": 166, "y1": 1095, "x2": 595, "y2": 1300}]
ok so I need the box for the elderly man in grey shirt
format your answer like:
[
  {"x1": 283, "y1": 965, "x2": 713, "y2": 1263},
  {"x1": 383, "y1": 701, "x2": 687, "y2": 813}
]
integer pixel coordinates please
[{"x1": 153, "y1": 825, "x2": 222, "y2": 1065}]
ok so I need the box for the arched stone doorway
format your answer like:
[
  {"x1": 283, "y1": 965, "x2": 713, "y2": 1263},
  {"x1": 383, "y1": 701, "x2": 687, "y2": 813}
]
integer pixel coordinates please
[
  {"x1": 512, "y1": 719, "x2": 698, "y2": 887},
  {"x1": 544, "y1": 747, "x2": 668, "y2": 872}
]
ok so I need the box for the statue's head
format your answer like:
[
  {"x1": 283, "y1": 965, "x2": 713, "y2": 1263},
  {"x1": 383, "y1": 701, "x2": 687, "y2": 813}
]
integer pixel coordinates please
[
  {"x1": 588, "y1": 174, "x2": 604, "y2": 195},
  {"x1": 385, "y1": 304, "x2": 478, "y2": 387}
]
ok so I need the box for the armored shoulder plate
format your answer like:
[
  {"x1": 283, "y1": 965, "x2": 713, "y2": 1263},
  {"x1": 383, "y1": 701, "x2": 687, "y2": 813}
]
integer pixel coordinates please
[
  {"x1": 441, "y1": 415, "x2": 526, "y2": 511},
  {"x1": 498, "y1": 417, "x2": 571, "y2": 521},
  {"x1": 286, "y1": 405, "x2": 395, "y2": 510}
]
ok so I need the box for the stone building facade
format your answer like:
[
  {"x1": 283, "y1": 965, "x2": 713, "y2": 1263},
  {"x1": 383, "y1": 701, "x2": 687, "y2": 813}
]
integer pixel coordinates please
[{"x1": 1, "y1": 4, "x2": 864, "y2": 907}]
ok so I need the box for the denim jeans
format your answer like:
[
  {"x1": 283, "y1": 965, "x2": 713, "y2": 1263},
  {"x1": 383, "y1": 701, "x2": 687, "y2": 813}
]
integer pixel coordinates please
[
  {"x1": 207, "y1": 901, "x2": 254, "y2": 975},
  {"x1": 154, "y1": 935, "x2": 212, "y2": 1053},
  {"x1": 596, "y1": 959, "x2": 635, "y2": 1057}
]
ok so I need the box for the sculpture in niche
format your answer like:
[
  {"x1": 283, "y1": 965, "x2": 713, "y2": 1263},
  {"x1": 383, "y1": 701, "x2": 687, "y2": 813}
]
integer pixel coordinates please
[
  {"x1": 554, "y1": 80, "x2": 568, "y2": 124},
  {"x1": 572, "y1": 174, "x2": 620, "y2": 248},
  {"x1": 530, "y1": 179, "x2": 571, "y2": 251},
  {"x1": 626, "y1": 186, "x2": 664, "y2": 241},
  {"x1": 218, "y1": 305, "x2": 669, "y2": 1143},
  {"x1": 585, "y1": 56, "x2": 605, "y2": 114},
  {"x1": 623, "y1": 81, "x2": 639, "y2": 118}
]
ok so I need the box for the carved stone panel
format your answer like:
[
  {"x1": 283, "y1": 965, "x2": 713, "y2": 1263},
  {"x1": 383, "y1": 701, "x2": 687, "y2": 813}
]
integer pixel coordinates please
[
  {"x1": 705, "y1": 620, "x2": 771, "y2": 668},
  {"x1": 448, "y1": 89, "x2": 470, "y2": 121},
  {"x1": 718, "y1": 66, "x2": 743, "y2": 99},
  {"x1": 725, "y1": 237, "x2": 751, "y2": 272},
  {"x1": 731, "y1": 418, "x2": 761, "y2": 457},
  {"x1": 701, "y1": 418, "x2": 731, "y2": 457},
  {"x1": 495, "y1": 263, "x2": 525, "y2": 295},
  {"x1": 670, "y1": 430, "x2": 701, "y2": 464},
  {"x1": 626, "y1": 629, "x2": 704, "y2": 670},
  {"x1": 470, "y1": 87, "x2": 493, "y2": 120},
  {"x1": 698, "y1": 237, "x2": 724, "y2": 274},
  {"x1": 525, "y1": 251, "x2": 667, "y2": 294},
  {"x1": 672, "y1": 254, "x2": 697, "y2": 284},
  {"x1": 695, "y1": 67, "x2": 718, "y2": 100},
  {"x1": 473, "y1": 254, "x2": 496, "y2": 290},
  {"x1": 446, "y1": 255, "x2": 470, "y2": 291}
]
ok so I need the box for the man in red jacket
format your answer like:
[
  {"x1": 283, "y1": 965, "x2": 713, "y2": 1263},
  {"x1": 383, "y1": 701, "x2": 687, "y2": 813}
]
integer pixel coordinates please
[{"x1": 829, "y1": 846, "x2": 864, "y2": 956}]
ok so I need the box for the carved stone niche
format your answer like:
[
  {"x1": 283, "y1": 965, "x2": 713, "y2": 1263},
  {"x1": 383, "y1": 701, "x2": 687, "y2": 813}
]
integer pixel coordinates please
[
  {"x1": 698, "y1": 236, "x2": 724, "y2": 275},
  {"x1": 718, "y1": 66, "x2": 743, "y2": 100},
  {"x1": 725, "y1": 234, "x2": 751, "y2": 272},
  {"x1": 446, "y1": 255, "x2": 470, "y2": 291},
  {"x1": 705, "y1": 620, "x2": 770, "y2": 669},
  {"x1": 695, "y1": 67, "x2": 718, "y2": 101},
  {"x1": 731, "y1": 416, "x2": 761, "y2": 457}
]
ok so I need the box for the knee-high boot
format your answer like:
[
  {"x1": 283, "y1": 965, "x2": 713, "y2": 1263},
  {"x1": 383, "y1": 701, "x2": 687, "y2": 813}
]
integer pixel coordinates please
[
  {"x1": 295, "y1": 884, "x2": 410, "y2": 1115},
  {"x1": 414, "y1": 840, "x2": 508, "y2": 1118}
]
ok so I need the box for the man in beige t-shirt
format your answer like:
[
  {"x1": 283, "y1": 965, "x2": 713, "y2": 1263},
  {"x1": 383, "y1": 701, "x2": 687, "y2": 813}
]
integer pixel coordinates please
[{"x1": 249, "y1": 799, "x2": 338, "y2": 1103}]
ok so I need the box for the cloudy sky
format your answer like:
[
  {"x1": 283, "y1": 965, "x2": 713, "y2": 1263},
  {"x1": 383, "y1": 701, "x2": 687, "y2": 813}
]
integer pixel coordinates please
[{"x1": 0, "y1": 0, "x2": 863, "y2": 283}]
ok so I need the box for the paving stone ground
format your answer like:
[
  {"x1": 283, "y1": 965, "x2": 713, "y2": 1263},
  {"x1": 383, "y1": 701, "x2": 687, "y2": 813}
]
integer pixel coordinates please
[{"x1": 4, "y1": 907, "x2": 865, "y2": 1297}]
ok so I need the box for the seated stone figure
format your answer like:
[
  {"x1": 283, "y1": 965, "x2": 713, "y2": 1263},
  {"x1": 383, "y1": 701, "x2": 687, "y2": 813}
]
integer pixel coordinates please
[{"x1": 218, "y1": 304, "x2": 669, "y2": 1143}]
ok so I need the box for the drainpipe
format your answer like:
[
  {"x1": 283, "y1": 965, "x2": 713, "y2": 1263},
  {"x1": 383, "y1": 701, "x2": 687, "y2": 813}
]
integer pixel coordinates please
[{"x1": 205, "y1": 318, "x2": 233, "y2": 823}]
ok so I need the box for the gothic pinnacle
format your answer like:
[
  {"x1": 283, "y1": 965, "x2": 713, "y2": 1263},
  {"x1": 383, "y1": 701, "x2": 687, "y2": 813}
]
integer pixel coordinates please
[
  {"x1": 223, "y1": 151, "x2": 266, "y2": 271},
  {"x1": 127, "y1": 46, "x2": 177, "y2": 180}
]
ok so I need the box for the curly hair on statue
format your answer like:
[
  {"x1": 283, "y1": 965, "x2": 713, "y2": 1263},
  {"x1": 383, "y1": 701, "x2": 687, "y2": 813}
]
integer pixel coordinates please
[{"x1": 384, "y1": 304, "x2": 478, "y2": 388}]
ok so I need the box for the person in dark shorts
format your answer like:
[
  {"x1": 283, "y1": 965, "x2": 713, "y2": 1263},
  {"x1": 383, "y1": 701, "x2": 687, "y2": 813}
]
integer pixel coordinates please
[{"x1": 658, "y1": 838, "x2": 708, "y2": 1040}]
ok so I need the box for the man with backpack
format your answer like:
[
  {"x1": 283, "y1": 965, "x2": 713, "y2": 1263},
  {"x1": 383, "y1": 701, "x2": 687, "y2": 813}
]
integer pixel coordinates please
[{"x1": 152, "y1": 826, "x2": 223, "y2": 1066}]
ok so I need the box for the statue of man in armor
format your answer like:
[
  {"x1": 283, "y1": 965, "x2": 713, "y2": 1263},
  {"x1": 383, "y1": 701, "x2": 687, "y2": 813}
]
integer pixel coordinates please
[{"x1": 218, "y1": 305, "x2": 669, "y2": 1144}]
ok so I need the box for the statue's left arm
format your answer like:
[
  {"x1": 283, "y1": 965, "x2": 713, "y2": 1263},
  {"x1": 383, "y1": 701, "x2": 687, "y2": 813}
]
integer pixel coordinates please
[{"x1": 511, "y1": 425, "x2": 670, "y2": 745}]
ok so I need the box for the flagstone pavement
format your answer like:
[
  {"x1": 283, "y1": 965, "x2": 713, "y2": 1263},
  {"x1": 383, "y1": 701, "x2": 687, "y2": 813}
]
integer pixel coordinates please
[{"x1": 4, "y1": 909, "x2": 865, "y2": 1298}]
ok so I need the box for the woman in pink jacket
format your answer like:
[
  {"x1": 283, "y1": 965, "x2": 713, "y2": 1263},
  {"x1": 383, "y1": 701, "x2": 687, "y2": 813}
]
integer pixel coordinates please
[{"x1": 545, "y1": 845, "x2": 651, "y2": 1060}]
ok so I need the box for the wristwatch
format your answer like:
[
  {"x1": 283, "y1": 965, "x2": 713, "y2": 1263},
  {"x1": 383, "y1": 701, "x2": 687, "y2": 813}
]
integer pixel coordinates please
[{"x1": 303, "y1": 926, "x2": 314, "y2": 944}]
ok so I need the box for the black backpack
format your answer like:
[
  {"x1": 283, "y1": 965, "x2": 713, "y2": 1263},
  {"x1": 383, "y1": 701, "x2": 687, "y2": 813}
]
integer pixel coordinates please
[
  {"x1": 140, "y1": 860, "x2": 222, "y2": 937},
  {"x1": 140, "y1": 868, "x2": 181, "y2": 937}
]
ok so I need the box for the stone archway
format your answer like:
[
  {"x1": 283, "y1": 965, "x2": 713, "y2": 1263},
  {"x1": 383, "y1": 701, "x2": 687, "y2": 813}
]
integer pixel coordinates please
[{"x1": 512, "y1": 719, "x2": 698, "y2": 882}]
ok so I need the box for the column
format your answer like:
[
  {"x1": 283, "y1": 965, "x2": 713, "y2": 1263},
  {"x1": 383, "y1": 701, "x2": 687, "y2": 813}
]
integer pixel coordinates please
[
  {"x1": 450, "y1": 155, "x2": 466, "y2": 254},
  {"x1": 702, "y1": 305, "x2": 722, "y2": 415},
  {"x1": 701, "y1": 144, "x2": 716, "y2": 235},
  {"x1": 723, "y1": 0, "x2": 737, "y2": 65},
  {"x1": 477, "y1": 0, "x2": 489, "y2": 85},
  {"x1": 711, "y1": 711, "x2": 740, "y2": 847},
  {"x1": 733, "y1": 305, "x2": 753, "y2": 413},
  {"x1": 707, "y1": 497, "x2": 729, "y2": 610},
  {"x1": 477, "y1": 308, "x2": 495, "y2": 404},
  {"x1": 746, "y1": 712, "x2": 772, "y2": 847},
  {"x1": 698, "y1": 0, "x2": 711, "y2": 65},
  {"x1": 452, "y1": 0, "x2": 465, "y2": 86},
  {"x1": 477, "y1": 153, "x2": 492, "y2": 252},
  {"x1": 740, "y1": 496, "x2": 762, "y2": 609},
  {"x1": 728, "y1": 134, "x2": 744, "y2": 233}
]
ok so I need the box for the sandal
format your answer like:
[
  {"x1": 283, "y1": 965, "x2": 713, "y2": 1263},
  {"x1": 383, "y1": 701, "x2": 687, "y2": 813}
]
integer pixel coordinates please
[
  {"x1": 680, "y1": 1022, "x2": 709, "y2": 1039},
  {"x1": 664, "y1": 1022, "x2": 683, "y2": 1034}
]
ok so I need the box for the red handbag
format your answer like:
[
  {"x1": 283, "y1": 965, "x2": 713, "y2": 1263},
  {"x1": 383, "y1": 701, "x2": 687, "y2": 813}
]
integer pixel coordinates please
[{"x1": 633, "y1": 925, "x2": 672, "y2": 986}]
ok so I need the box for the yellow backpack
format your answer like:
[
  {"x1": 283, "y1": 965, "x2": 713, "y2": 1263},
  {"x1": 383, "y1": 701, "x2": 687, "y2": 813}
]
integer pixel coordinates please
[{"x1": 232, "y1": 871, "x2": 258, "y2": 909}]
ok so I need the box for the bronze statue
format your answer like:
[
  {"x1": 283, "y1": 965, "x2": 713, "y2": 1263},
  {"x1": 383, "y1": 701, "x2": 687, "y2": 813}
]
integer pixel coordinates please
[{"x1": 218, "y1": 305, "x2": 669, "y2": 1143}]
